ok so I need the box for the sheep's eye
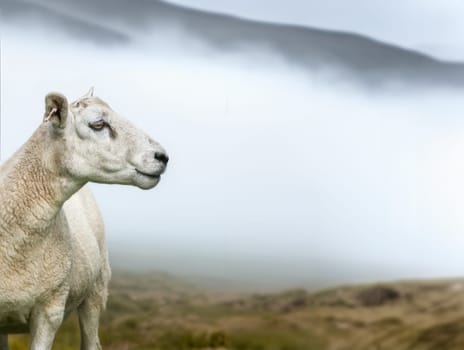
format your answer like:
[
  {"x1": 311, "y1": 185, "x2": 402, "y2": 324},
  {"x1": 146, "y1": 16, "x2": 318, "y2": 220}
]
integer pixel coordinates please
[{"x1": 89, "y1": 120, "x2": 106, "y2": 131}]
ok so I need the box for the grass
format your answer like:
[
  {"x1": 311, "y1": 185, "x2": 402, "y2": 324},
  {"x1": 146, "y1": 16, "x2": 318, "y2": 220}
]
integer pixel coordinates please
[{"x1": 7, "y1": 273, "x2": 464, "y2": 349}]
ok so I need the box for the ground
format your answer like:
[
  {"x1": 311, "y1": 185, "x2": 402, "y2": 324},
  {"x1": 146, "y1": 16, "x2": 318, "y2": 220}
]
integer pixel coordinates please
[{"x1": 8, "y1": 272, "x2": 464, "y2": 349}]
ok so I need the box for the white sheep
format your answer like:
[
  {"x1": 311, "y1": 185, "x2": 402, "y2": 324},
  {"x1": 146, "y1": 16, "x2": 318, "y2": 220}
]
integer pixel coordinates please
[{"x1": 0, "y1": 88, "x2": 168, "y2": 350}]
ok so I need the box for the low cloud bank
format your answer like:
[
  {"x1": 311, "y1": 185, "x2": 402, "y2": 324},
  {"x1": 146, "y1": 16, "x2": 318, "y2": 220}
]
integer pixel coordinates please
[{"x1": 2, "y1": 23, "x2": 464, "y2": 286}]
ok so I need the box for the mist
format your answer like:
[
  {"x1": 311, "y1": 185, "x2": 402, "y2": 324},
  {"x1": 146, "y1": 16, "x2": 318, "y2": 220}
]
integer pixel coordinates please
[{"x1": 3, "y1": 9, "x2": 464, "y2": 289}]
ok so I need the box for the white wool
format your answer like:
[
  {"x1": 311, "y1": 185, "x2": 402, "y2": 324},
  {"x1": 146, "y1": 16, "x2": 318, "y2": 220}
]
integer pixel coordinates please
[{"x1": 0, "y1": 90, "x2": 167, "y2": 350}]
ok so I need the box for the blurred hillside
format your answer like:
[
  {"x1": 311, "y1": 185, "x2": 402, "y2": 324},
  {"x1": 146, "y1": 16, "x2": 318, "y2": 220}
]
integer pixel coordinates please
[
  {"x1": 8, "y1": 272, "x2": 464, "y2": 349},
  {"x1": 4, "y1": 0, "x2": 464, "y2": 88}
]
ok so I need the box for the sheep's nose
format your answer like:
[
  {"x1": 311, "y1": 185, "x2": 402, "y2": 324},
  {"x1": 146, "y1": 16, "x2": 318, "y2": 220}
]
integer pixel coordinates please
[{"x1": 155, "y1": 151, "x2": 169, "y2": 165}]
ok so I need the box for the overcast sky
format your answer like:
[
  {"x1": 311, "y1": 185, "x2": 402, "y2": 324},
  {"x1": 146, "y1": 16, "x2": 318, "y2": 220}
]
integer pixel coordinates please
[{"x1": 167, "y1": 0, "x2": 464, "y2": 61}]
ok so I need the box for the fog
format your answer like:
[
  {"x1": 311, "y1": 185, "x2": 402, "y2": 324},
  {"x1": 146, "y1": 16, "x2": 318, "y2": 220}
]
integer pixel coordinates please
[{"x1": 3, "y1": 9, "x2": 464, "y2": 288}]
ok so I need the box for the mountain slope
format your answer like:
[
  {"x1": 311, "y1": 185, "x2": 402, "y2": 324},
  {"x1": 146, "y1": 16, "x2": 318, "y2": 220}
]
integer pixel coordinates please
[{"x1": 3, "y1": 0, "x2": 464, "y2": 87}]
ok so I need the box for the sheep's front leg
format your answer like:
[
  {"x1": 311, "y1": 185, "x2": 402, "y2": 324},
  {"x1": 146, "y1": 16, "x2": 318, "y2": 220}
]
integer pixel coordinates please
[
  {"x1": 78, "y1": 296, "x2": 103, "y2": 350},
  {"x1": 29, "y1": 298, "x2": 67, "y2": 350},
  {"x1": 0, "y1": 335, "x2": 9, "y2": 350}
]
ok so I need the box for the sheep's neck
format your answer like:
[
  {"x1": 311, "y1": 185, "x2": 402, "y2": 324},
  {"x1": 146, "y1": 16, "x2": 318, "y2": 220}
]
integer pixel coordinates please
[{"x1": 0, "y1": 126, "x2": 83, "y2": 236}]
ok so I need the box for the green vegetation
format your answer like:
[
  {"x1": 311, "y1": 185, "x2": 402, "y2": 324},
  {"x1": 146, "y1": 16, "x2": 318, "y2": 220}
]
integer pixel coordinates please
[{"x1": 8, "y1": 273, "x2": 464, "y2": 349}]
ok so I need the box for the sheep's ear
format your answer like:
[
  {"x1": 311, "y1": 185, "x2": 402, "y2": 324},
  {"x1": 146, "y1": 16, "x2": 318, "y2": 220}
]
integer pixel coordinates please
[
  {"x1": 81, "y1": 86, "x2": 94, "y2": 99},
  {"x1": 44, "y1": 92, "x2": 68, "y2": 129}
]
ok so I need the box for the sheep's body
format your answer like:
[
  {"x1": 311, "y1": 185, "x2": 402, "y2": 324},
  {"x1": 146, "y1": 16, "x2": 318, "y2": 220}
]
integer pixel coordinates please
[
  {"x1": 0, "y1": 184, "x2": 109, "y2": 331},
  {"x1": 0, "y1": 89, "x2": 168, "y2": 350},
  {"x1": 63, "y1": 186, "x2": 110, "y2": 318}
]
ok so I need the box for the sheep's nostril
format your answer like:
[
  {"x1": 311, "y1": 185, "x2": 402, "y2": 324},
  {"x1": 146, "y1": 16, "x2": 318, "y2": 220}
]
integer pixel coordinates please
[{"x1": 154, "y1": 151, "x2": 169, "y2": 165}]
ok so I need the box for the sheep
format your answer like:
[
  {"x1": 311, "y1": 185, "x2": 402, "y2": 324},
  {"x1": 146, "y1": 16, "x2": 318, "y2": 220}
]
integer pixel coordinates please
[{"x1": 0, "y1": 88, "x2": 168, "y2": 350}]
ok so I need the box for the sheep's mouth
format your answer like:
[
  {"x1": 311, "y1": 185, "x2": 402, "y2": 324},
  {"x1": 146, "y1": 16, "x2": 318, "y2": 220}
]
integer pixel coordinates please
[{"x1": 135, "y1": 169, "x2": 160, "y2": 179}]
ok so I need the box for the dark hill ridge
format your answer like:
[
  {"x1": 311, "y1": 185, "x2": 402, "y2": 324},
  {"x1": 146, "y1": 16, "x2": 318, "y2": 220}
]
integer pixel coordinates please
[
  {"x1": 3, "y1": 0, "x2": 464, "y2": 87},
  {"x1": 1, "y1": 0, "x2": 129, "y2": 44}
]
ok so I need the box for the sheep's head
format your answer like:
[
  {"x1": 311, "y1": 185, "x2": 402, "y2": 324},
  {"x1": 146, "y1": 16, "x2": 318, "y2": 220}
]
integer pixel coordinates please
[{"x1": 43, "y1": 88, "x2": 168, "y2": 189}]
